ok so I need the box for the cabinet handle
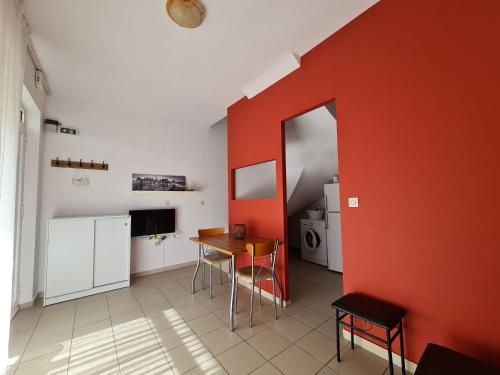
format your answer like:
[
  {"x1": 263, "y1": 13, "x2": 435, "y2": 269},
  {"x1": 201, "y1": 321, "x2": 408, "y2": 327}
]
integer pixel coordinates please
[
  {"x1": 50, "y1": 227, "x2": 56, "y2": 231},
  {"x1": 124, "y1": 222, "x2": 128, "y2": 226}
]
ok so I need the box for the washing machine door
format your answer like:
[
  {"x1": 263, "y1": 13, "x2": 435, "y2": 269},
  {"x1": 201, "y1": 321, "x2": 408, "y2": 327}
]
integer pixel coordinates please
[{"x1": 303, "y1": 228, "x2": 321, "y2": 252}]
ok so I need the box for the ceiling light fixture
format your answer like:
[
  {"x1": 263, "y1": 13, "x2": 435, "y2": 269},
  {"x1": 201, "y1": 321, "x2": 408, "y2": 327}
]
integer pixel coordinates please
[{"x1": 166, "y1": 0, "x2": 205, "y2": 28}]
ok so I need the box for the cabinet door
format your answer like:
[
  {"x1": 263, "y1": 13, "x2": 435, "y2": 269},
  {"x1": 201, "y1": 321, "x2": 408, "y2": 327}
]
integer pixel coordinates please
[
  {"x1": 45, "y1": 218, "x2": 94, "y2": 298},
  {"x1": 94, "y1": 217, "x2": 131, "y2": 287}
]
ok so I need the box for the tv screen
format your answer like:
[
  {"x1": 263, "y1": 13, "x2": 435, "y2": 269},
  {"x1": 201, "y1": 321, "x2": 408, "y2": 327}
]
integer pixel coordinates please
[{"x1": 129, "y1": 209, "x2": 175, "y2": 237}]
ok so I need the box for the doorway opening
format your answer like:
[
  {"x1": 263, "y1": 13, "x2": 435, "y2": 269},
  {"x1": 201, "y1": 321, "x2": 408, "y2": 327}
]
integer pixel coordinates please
[{"x1": 284, "y1": 101, "x2": 343, "y2": 305}]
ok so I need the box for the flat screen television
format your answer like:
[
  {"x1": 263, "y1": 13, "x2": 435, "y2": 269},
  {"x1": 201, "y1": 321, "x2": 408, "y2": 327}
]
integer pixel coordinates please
[{"x1": 129, "y1": 209, "x2": 175, "y2": 237}]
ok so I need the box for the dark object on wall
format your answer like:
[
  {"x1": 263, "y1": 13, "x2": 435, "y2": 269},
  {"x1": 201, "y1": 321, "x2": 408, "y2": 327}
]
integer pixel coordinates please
[
  {"x1": 231, "y1": 224, "x2": 246, "y2": 239},
  {"x1": 414, "y1": 343, "x2": 500, "y2": 375},
  {"x1": 129, "y1": 209, "x2": 175, "y2": 237},
  {"x1": 132, "y1": 173, "x2": 186, "y2": 192},
  {"x1": 51, "y1": 158, "x2": 108, "y2": 171}
]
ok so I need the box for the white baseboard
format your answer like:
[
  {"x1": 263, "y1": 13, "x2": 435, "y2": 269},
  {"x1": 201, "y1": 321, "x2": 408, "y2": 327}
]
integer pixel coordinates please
[
  {"x1": 19, "y1": 291, "x2": 43, "y2": 310},
  {"x1": 131, "y1": 260, "x2": 197, "y2": 277},
  {"x1": 236, "y1": 278, "x2": 291, "y2": 307},
  {"x1": 342, "y1": 329, "x2": 417, "y2": 373}
]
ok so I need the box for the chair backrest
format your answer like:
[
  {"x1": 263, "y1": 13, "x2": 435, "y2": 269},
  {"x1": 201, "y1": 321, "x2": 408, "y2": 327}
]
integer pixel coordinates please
[
  {"x1": 198, "y1": 227, "x2": 224, "y2": 237},
  {"x1": 246, "y1": 240, "x2": 280, "y2": 274},
  {"x1": 246, "y1": 241, "x2": 275, "y2": 258}
]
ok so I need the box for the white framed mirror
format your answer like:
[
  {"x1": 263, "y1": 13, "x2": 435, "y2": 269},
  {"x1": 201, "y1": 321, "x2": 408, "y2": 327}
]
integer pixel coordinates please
[{"x1": 234, "y1": 160, "x2": 277, "y2": 200}]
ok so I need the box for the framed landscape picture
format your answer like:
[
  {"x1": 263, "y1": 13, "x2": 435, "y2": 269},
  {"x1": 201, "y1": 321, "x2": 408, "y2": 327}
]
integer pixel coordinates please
[{"x1": 132, "y1": 173, "x2": 187, "y2": 191}]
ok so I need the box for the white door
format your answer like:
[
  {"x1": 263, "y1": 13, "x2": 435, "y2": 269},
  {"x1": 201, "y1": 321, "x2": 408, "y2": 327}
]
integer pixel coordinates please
[
  {"x1": 94, "y1": 217, "x2": 131, "y2": 287},
  {"x1": 45, "y1": 218, "x2": 95, "y2": 298},
  {"x1": 11, "y1": 116, "x2": 26, "y2": 317},
  {"x1": 326, "y1": 212, "x2": 343, "y2": 272}
]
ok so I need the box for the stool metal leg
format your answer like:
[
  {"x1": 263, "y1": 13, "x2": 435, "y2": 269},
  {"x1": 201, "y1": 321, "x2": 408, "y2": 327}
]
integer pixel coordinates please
[
  {"x1": 350, "y1": 315, "x2": 355, "y2": 349},
  {"x1": 335, "y1": 309, "x2": 341, "y2": 362},
  {"x1": 399, "y1": 321, "x2": 406, "y2": 375},
  {"x1": 387, "y1": 329, "x2": 394, "y2": 375}
]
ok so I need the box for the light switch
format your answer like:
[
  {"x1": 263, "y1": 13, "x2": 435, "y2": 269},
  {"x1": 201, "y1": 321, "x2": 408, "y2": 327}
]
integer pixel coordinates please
[{"x1": 348, "y1": 197, "x2": 359, "y2": 208}]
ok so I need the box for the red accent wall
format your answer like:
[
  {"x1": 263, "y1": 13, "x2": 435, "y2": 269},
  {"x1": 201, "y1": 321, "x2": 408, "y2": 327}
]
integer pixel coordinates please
[{"x1": 227, "y1": 0, "x2": 500, "y2": 366}]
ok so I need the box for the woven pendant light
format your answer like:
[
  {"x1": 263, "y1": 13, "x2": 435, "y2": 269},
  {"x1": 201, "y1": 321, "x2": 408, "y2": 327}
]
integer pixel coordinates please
[{"x1": 166, "y1": 0, "x2": 205, "y2": 28}]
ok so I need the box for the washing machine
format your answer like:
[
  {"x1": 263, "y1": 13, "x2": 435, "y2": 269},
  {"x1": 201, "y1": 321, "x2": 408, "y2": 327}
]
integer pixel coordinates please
[{"x1": 300, "y1": 219, "x2": 328, "y2": 266}]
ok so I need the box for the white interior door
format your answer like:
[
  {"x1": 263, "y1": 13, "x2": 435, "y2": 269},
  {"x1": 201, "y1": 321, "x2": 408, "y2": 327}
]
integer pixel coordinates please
[
  {"x1": 45, "y1": 218, "x2": 95, "y2": 298},
  {"x1": 11, "y1": 116, "x2": 26, "y2": 317},
  {"x1": 94, "y1": 217, "x2": 131, "y2": 287}
]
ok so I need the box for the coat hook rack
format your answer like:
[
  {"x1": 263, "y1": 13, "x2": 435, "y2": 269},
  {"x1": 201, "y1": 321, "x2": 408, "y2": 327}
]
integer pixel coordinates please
[{"x1": 51, "y1": 158, "x2": 109, "y2": 171}]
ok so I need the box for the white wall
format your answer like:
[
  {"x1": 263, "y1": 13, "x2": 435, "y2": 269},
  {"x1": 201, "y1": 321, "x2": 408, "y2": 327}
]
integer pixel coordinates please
[
  {"x1": 285, "y1": 105, "x2": 338, "y2": 248},
  {"x1": 36, "y1": 97, "x2": 228, "y2": 292}
]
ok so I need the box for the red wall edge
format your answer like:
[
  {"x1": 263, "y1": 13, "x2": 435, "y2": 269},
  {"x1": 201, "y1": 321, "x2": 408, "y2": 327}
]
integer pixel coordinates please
[{"x1": 227, "y1": 0, "x2": 500, "y2": 366}]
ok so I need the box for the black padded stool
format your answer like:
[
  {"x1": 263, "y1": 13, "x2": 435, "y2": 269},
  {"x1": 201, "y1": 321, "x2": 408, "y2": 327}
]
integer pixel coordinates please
[
  {"x1": 415, "y1": 343, "x2": 500, "y2": 375},
  {"x1": 331, "y1": 293, "x2": 407, "y2": 375}
]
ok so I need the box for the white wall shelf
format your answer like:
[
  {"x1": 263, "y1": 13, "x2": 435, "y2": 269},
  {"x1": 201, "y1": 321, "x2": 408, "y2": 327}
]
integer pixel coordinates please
[{"x1": 130, "y1": 190, "x2": 199, "y2": 195}]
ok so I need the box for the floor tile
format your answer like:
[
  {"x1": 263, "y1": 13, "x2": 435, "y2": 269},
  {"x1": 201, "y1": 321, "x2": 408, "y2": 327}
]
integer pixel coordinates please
[
  {"x1": 109, "y1": 300, "x2": 141, "y2": 317},
  {"x1": 292, "y1": 307, "x2": 330, "y2": 328},
  {"x1": 246, "y1": 328, "x2": 291, "y2": 360},
  {"x1": 296, "y1": 330, "x2": 337, "y2": 364},
  {"x1": 75, "y1": 299, "x2": 108, "y2": 315},
  {"x1": 119, "y1": 347, "x2": 172, "y2": 375},
  {"x1": 142, "y1": 299, "x2": 174, "y2": 318},
  {"x1": 148, "y1": 309, "x2": 185, "y2": 333},
  {"x1": 188, "y1": 313, "x2": 225, "y2": 336},
  {"x1": 74, "y1": 307, "x2": 110, "y2": 327},
  {"x1": 163, "y1": 287, "x2": 191, "y2": 300},
  {"x1": 137, "y1": 293, "x2": 168, "y2": 308},
  {"x1": 271, "y1": 345, "x2": 323, "y2": 375},
  {"x1": 327, "y1": 348, "x2": 387, "y2": 375},
  {"x1": 165, "y1": 339, "x2": 214, "y2": 375},
  {"x1": 250, "y1": 362, "x2": 284, "y2": 375},
  {"x1": 15, "y1": 351, "x2": 70, "y2": 375},
  {"x1": 22, "y1": 330, "x2": 72, "y2": 362},
  {"x1": 316, "y1": 366, "x2": 339, "y2": 375},
  {"x1": 73, "y1": 318, "x2": 112, "y2": 338},
  {"x1": 9, "y1": 262, "x2": 395, "y2": 375},
  {"x1": 156, "y1": 323, "x2": 198, "y2": 352},
  {"x1": 31, "y1": 318, "x2": 74, "y2": 342},
  {"x1": 232, "y1": 316, "x2": 267, "y2": 340},
  {"x1": 270, "y1": 317, "x2": 312, "y2": 342},
  {"x1": 216, "y1": 342, "x2": 266, "y2": 375},
  {"x1": 200, "y1": 326, "x2": 243, "y2": 355},
  {"x1": 184, "y1": 357, "x2": 228, "y2": 375},
  {"x1": 177, "y1": 302, "x2": 211, "y2": 322}
]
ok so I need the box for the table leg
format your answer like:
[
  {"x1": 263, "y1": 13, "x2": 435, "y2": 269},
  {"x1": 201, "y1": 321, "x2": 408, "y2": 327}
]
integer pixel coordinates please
[
  {"x1": 229, "y1": 254, "x2": 237, "y2": 331},
  {"x1": 275, "y1": 276, "x2": 284, "y2": 308},
  {"x1": 191, "y1": 244, "x2": 202, "y2": 294}
]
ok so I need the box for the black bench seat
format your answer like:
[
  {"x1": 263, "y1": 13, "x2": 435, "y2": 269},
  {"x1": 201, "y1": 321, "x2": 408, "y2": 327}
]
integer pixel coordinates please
[
  {"x1": 415, "y1": 343, "x2": 500, "y2": 375},
  {"x1": 331, "y1": 293, "x2": 407, "y2": 375}
]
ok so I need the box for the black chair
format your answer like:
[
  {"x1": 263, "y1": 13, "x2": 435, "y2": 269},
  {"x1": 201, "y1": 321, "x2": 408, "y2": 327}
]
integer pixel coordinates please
[
  {"x1": 415, "y1": 343, "x2": 500, "y2": 375},
  {"x1": 331, "y1": 293, "x2": 407, "y2": 375}
]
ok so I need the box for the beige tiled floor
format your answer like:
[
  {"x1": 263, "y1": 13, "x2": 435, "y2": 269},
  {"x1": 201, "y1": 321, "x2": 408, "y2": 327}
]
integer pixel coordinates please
[{"x1": 8, "y1": 260, "x2": 400, "y2": 374}]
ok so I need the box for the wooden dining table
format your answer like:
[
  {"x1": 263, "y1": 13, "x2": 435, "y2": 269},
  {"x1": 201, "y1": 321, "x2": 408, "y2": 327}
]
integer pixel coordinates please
[{"x1": 189, "y1": 233, "x2": 283, "y2": 331}]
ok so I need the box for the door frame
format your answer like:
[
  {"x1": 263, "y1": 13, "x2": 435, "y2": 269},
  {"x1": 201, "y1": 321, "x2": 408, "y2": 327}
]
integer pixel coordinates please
[
  {"x1": 280, "y1": 97, "x2": 340, "y2": 292},
  {"x1": 11, "y1": 108, "x2": 27, "y2": 318}
]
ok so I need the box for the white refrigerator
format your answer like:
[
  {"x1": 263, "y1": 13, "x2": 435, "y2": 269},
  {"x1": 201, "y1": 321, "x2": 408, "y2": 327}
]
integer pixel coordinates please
[{"x1": 324, "y1": 183, "x2": 343, "y2": 272}]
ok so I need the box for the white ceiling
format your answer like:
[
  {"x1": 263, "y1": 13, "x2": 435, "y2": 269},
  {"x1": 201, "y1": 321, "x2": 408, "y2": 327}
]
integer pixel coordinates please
[{"x1": 25, "y1": 0, "x2": 377, "y2": 127}]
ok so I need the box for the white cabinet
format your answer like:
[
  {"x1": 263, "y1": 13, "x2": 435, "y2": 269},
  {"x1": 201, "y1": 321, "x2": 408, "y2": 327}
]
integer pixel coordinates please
[
  {"x1": 45, "y1": 215, "x2": 131, "y2": 305},
  {"x1": 94, "y1": 217, "x2": 130, "y2": 287}
]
